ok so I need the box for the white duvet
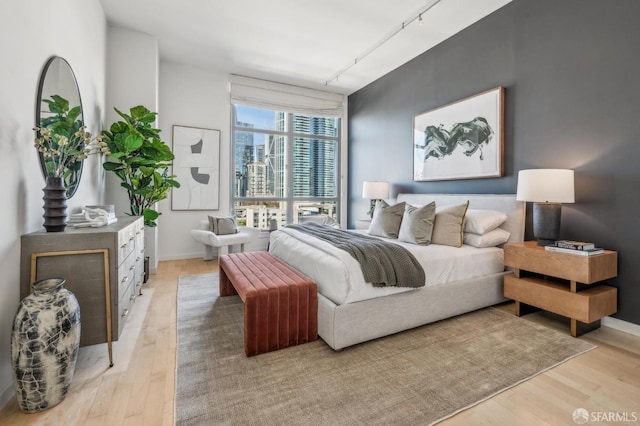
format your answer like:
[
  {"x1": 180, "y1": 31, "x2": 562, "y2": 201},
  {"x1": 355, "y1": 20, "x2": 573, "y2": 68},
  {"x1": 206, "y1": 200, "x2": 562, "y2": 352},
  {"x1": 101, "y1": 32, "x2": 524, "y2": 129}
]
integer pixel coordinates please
[{"x1": 269, "y1": 228, "x2": 504, "y2": 305}]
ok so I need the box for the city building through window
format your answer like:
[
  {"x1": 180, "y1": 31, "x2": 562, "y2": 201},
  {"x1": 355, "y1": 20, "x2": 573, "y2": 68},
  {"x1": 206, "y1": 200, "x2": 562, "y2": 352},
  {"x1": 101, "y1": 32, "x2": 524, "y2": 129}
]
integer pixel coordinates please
[{"x1": 232, "y1": 104, "x2": 340, "y2": 229}]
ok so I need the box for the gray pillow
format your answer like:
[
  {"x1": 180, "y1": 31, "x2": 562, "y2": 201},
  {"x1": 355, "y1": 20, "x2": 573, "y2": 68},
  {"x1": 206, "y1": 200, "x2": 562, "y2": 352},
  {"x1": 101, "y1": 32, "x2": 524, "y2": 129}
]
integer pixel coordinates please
[
  {"x1": 208, "y1": 215, "x2": 238, "y2": 235},
  {"x1": 398, "y1": 202, "x2": 436, "y2": 245},
  {"x1": 368, "y1": 200, "x2": 405, "y2": 239},
  {"x1": 431, "y1": 201, "x2": 469, "y2": 247}
]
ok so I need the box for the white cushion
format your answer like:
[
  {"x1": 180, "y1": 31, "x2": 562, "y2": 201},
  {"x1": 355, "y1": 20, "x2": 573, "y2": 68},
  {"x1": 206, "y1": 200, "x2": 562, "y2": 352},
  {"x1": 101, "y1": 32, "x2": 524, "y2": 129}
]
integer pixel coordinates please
[
  {"x1": 464, "y1": 209, "x2": 508, "y2": 235},
  {"x1": 463, "y1": 228, "x2": 511, "y2": 248}
]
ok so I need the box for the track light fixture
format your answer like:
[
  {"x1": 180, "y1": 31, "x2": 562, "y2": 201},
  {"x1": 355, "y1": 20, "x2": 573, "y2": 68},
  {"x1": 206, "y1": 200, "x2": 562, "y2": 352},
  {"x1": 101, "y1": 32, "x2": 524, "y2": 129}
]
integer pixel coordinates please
[{"x1": 324, "y1": 0, "x2": 442, "y2": 87}]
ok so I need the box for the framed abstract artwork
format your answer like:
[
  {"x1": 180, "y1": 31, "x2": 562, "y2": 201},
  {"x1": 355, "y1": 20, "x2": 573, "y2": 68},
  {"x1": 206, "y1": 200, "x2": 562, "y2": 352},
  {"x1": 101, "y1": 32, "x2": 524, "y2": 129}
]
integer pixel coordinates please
[
  {"x1": 413, "y1": 87, "x2": 504, "y2": 181},
  {"x1": 171, "y1": 125, "x2": 220, "y2": 210}
]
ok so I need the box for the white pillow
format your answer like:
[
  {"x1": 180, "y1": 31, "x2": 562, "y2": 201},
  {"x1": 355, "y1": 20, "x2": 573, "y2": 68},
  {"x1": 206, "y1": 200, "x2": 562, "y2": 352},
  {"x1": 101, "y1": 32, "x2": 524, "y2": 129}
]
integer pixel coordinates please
[
  {"x1": 464, "y1": 209, "x2": 508, "y2": 235},
  {"x1": 463, "y1": 228, "x2": 510, "y2": 248}
]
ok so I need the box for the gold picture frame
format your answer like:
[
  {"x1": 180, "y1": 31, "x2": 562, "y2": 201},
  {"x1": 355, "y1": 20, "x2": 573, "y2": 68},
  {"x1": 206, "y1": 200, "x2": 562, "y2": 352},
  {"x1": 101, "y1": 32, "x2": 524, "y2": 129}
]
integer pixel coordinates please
[{"x1": 30, "y1": 248, "x2": 113, "y2": 367}]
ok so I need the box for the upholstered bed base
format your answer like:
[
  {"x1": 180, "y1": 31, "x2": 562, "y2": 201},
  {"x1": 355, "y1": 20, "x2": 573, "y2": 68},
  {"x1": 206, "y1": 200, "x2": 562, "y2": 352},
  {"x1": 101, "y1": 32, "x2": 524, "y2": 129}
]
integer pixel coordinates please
[
  {"x1": 271, "y1": 193, "x2": 525, "y2": 351},
  {"x1": 318, "y1": 270, "x2": 510, "y2": 350}
]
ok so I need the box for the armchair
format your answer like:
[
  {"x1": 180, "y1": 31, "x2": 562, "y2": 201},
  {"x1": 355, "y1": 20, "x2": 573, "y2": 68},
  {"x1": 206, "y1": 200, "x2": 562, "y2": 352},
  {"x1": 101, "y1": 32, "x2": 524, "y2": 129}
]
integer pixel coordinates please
[{"x1": 190, "y1": 220, "x2": 260, "y2": 261}]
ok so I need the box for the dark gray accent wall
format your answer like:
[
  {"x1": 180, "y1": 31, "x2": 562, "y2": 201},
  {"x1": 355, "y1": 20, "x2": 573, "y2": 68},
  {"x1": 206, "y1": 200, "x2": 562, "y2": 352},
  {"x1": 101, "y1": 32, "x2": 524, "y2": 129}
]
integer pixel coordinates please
[{"x1": 348, "y1": 0, "x2": 640, "y2": 325}]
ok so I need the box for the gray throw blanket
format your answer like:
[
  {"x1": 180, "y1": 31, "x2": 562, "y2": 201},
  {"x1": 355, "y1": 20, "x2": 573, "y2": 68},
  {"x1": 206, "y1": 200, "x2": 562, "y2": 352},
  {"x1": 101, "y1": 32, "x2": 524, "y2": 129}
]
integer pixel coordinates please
[{"x1": 286, "y1": 222, "x2": 425, "y2": 288}]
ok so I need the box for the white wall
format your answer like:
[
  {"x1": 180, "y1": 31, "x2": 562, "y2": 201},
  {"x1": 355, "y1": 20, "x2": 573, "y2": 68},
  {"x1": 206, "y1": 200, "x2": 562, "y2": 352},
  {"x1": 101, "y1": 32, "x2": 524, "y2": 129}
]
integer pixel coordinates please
[
  {"x1": 105, "y1": 27, "x2": 160, "y2": 271},
  {"x1": 0, "y1": 0, "x2": 106, "y2": 407},
  {"x1": 158, "y1": 62, "x2": 233, "y2": 260}
]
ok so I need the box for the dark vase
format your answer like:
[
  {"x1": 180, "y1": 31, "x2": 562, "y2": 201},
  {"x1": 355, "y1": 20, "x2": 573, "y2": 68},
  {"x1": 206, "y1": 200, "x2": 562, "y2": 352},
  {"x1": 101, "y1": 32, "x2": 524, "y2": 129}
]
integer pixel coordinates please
[
  {"x1": 42, "y1": 176, "x2": 67, "y2": 232},
  {"x1": 11, "y1": 278, "x2": 81, "y2": 413}
]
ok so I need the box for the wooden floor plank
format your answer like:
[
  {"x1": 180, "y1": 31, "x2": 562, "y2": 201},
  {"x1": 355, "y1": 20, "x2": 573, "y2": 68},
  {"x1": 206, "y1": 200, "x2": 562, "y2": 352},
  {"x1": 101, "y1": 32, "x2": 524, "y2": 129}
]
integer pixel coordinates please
[{"x1": 1, "y1": 258, "x2": 639, "y2": 425}]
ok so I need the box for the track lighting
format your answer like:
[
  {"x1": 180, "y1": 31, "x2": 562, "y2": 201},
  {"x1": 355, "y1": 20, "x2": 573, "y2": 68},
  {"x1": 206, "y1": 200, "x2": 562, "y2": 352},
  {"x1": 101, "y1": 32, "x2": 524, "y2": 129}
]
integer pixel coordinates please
[{"x1": 324, "y1": 0, "x2": 442, "y2": 86}]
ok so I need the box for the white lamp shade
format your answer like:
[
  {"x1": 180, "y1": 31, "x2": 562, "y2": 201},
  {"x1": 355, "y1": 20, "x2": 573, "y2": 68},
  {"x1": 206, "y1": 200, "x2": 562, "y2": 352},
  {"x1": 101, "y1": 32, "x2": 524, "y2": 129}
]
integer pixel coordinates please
[
  {"x1": 362, "y1": 181, "x2": 390, "y2": 199},
  {"x1": 516, "y1": 169, "x2": 575, "y2": 203}
]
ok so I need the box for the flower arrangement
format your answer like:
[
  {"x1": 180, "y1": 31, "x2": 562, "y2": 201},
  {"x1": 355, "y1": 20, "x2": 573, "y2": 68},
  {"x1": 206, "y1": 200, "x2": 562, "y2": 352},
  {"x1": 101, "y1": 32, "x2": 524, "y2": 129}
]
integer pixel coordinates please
[{"x1": 34, "y1": 95, "x2": 109, "y2": 179}]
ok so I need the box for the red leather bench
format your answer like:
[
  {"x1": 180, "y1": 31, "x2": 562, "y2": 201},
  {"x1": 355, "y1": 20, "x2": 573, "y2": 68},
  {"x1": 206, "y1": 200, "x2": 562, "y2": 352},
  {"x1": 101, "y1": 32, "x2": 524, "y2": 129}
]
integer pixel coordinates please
[{"x1": 219, "y1": 251, "x2": 318, "y2": 356}]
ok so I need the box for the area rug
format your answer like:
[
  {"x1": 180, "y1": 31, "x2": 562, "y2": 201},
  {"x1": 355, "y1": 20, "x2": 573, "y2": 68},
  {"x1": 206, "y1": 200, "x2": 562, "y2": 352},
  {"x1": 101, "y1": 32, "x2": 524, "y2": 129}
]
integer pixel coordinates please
[{"x1": 175, "y1": 273, "x2": 595, "y2": 426}]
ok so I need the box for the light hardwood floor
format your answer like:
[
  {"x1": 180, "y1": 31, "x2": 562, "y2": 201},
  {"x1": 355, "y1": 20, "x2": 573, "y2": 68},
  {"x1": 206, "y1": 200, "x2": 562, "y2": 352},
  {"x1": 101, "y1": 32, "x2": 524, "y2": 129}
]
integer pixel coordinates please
[{"x1": 2, "y1": 258, "x2": 639, "y2": 425}]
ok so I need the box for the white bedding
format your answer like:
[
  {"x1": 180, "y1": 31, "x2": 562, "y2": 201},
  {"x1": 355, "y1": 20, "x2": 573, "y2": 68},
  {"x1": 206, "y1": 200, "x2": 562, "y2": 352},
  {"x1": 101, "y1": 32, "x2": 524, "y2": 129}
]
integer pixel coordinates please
[{"x1": 269, "y1": 227, "x2": 504, "y2": 306}]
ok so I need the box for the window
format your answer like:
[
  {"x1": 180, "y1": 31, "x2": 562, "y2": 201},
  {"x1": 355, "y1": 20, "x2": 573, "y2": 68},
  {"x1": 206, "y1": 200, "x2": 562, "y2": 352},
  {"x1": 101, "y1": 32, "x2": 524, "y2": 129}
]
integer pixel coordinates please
[{"x1": 232, "y1": 105, "x2": 340, "y2": 230}]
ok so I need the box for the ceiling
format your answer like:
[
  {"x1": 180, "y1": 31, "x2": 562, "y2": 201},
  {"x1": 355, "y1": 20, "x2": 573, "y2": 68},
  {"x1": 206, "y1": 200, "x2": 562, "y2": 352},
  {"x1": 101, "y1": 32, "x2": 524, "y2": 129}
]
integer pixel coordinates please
[{"x1": 99, "y1": 0, "x2": 511, "y2": 95}]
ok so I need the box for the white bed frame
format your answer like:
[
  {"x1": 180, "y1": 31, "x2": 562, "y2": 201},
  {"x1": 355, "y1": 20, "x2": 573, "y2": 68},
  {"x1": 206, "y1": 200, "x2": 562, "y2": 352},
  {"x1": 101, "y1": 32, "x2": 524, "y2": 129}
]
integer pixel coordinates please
[{"x1": 318, "y1": 194, "x2": 525, "y2": 350}]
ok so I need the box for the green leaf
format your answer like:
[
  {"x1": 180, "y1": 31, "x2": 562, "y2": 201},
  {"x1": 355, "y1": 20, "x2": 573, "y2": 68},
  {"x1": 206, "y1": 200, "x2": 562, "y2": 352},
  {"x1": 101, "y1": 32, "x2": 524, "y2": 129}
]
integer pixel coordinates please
[
  {"x1": 102, "y1": 161, "x2": 123, "y2": 171},
  {"x1": 109, "y1": 121, "x2": 129, "y2": 135},
  {"x1": 114, "y1": 107, "x2": 133, "y2": 124},
  {"x1": 139, "y1": 166, "x2": 154, "y2": 176},
  {"x1": 67, "y1": 106, "x2": 82, "y2": 123},
  {"x1": 143, "y1": 208, "x2": 160, "y2": 227},
  {"x1": 124, "y1": 134, "x2": 143, "y2": 153}
]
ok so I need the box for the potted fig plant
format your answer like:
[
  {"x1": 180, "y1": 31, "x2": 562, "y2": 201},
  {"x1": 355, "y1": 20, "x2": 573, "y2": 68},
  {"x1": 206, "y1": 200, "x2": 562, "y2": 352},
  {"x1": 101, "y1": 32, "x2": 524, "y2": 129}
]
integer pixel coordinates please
[{"x1": 101, "y1": 105, "x2": 179, "y2": 227}]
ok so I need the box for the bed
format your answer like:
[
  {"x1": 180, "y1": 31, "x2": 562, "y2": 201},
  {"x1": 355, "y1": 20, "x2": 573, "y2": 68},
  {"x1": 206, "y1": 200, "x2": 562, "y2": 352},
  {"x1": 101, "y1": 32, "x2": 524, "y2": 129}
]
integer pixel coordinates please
[{"x1": 269, "y1": 194, "x2": 525, "y2": 350}]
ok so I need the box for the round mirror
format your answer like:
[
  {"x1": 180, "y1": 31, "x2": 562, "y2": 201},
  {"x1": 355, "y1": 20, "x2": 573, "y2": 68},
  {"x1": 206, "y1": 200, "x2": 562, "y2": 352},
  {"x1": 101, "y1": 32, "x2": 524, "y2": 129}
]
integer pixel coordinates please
[{"x1": 35, "y1": 56, "x2": 84, "y2": 198}]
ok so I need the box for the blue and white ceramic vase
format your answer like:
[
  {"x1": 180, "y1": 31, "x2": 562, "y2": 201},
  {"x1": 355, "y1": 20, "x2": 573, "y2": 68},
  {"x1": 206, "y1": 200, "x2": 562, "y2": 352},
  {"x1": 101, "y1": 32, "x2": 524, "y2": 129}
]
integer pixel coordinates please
[{"x1": 11, "y1": 278, "x2": 81, "y2": 413}]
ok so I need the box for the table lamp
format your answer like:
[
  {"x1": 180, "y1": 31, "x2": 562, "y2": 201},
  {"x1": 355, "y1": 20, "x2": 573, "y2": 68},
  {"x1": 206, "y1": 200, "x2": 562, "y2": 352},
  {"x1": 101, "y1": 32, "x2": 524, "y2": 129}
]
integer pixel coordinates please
[
  {"x1": 362, "y1": 181, "x2": 390, "y2": 219},
  {"x1": 516, "y1": 169, "x2": 575, "y2": 246}
]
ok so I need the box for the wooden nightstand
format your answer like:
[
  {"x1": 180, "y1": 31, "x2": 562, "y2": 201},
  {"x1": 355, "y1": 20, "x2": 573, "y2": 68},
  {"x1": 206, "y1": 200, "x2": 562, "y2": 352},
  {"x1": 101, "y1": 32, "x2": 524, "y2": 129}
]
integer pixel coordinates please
[{"x1": 503, "y1": 241, "x2": 618, "y2": 337}]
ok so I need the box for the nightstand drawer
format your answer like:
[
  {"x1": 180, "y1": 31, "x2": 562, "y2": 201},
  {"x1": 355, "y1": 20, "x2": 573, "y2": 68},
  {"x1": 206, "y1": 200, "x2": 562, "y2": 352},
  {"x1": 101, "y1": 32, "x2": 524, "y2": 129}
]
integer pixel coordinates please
[
  {"x1": 504, "y1": 275, "x2": 617, "y2": 323},
  {"x1": 504, "y1": 241, "x2": 617, "y2": 284}
]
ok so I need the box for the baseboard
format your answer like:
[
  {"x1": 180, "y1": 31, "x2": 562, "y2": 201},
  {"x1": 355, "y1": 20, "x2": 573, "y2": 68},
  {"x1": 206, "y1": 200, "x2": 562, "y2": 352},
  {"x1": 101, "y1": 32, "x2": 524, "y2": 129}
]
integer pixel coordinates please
[
  {"x1": 602, "y1": 316, "x2": 640, "y2": 337},
  {"x1": 158, "y1": 252, "x2": 203, "y2": 262}
]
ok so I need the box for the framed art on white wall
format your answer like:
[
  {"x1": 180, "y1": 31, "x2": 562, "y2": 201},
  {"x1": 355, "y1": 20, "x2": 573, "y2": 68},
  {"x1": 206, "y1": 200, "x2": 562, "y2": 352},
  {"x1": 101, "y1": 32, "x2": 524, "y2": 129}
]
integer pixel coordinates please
[
  {"x1": 171, "y1": 125, "x2": 220, "y2": 210},
  {"x1": 413, "y1": 87, "x2": 504, "y2": 182}
]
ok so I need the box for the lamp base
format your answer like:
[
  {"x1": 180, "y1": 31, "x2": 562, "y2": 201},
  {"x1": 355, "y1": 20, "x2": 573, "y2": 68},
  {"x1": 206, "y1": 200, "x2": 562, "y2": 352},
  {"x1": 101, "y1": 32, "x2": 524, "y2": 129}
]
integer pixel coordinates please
[
  {"x1": 367, "y1": 199, "x2": 377, "y2": 219},
  {"x1": 533, "y1": 202, "x2": 562, "y2": 246}
]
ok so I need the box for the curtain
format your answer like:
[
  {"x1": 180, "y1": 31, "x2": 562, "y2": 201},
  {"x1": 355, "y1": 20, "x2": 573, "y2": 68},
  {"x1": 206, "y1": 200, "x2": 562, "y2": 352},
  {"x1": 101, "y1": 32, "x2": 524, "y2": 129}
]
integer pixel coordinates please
[{"x1": 230, "y1": 75, "x2": 344, "y2": 118}]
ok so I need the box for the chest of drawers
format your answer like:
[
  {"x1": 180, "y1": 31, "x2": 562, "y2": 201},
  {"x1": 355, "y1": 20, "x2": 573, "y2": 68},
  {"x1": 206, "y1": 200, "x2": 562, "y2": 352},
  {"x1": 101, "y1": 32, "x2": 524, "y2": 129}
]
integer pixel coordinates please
[{"x1": 20, "y1": 217, "x2": 145, "y2": 364}]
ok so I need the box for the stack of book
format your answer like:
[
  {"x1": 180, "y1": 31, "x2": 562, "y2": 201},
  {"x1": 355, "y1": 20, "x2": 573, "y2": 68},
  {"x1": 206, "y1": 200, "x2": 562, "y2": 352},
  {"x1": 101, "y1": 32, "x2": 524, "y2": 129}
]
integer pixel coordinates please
[{"x1": 544, "y1": 240, "x2": 604, "y2": 256}]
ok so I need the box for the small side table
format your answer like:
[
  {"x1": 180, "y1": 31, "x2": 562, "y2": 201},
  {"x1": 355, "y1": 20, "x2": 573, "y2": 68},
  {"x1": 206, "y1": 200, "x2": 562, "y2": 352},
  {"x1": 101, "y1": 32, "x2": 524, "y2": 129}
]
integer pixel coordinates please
[
  {"x1": 503, "y1": 241, "x2": 618, "y2": 337},
  {"x1": 355, "y1": 219, "x2": 371, "y2": 230}
]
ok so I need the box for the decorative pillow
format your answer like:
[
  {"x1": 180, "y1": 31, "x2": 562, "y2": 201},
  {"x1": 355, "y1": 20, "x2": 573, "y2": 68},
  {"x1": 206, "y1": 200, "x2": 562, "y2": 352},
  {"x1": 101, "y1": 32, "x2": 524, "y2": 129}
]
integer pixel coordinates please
[
  {"x1": 208, "y1": 215, "x2": 238, "y2": 235},
  {"x1": 368, "y1": 200, "x2": 405, "y2": 239},
  {"x1": 463, "y1": 228, "x2": 511, "y2": 248},
  {"x1": 464, "y1": 209, "x2": 508, "y2": 235},
  {"x1": 398, "y1": 202, "x2": 436, "y2": 245},
  {"x1": 431, "y1": 201, "x2": 469, "y2": 247}
]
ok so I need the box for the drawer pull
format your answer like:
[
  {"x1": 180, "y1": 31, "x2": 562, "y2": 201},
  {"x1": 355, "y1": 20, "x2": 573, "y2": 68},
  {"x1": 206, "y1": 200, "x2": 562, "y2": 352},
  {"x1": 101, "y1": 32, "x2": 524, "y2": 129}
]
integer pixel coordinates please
[
  {"x1": 120, "y1": 242, "x2": 128, "y2": 249},
  {"x1": 121, "y1": 309, "x2": 129, "y2": 318},
  {"x1": 129, "y1": 236, "x2": 135, "y2": 241},
  {"x1": 120, "y1": 275, "x2": 128, "y2": 284},
  {"x1": 129, "y1": 264, "x2": 135, "y2": 271}
]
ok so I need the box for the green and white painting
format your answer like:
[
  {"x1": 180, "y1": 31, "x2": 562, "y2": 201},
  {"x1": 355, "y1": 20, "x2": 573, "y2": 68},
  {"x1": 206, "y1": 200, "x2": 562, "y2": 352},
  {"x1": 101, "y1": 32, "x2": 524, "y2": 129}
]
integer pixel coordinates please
[{"x1": 413, "y1": 87, "x2": 504, "y2": 181}]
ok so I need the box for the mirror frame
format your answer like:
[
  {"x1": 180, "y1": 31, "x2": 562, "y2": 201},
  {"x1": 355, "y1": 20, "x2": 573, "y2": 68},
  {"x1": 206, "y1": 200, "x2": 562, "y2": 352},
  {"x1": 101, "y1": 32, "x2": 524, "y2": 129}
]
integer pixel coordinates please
[{"x1": 35, "y1": 56, "x2": 85, "y2": 198}]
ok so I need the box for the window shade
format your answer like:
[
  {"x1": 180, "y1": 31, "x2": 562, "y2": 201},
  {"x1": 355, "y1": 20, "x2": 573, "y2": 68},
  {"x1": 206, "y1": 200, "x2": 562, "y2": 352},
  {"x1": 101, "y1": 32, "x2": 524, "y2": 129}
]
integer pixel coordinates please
[{"x1": 230, "y1": 75, "x2": 344, "y2": 118}]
